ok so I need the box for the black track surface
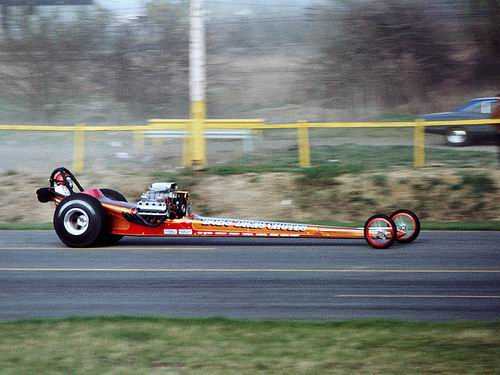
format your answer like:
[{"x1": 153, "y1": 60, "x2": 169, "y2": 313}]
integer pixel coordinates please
[{"x1": 1, "y1": 230, "x2": 499, "y2": 320}]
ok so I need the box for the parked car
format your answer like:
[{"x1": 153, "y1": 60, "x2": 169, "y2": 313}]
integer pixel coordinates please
[{"x1": 422, "y1": 97, "x2": 499, "y2": 146}]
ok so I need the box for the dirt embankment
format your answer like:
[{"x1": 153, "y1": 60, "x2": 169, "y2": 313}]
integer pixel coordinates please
[
  {"x1": 194, "y1": 169, "x2": 500, "y2": 223},
  {"x1": 3, "y1": 167, "x2": 498, "y2": 225},
  {"x1": 0, "y1": 171, "x2": 153, "y2": 225}
]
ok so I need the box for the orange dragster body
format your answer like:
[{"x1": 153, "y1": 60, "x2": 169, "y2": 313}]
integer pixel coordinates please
[{"x1": 37, "y1": 167, "x2": 420, "y2": 249}]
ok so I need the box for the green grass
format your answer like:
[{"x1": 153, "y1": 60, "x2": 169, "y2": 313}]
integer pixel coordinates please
[
  {"x1": 146, "y1": 144, "x2": 498, "y2": 181},
  {"x1": 180, "y1": 145, "x2": 496, "y2": 177},
  {"x1": 0, "y1": 222, "x2": 52, "y2": 230},
  {"x1": 205, "y1": 164, "x2": 299, "y2": 175},
  {"x1": 422, "y1": 221, "x2": 500, "y2": 231},
  {"x1": 308, "y1": 126, "x2": 414, "y2": 139},
  {"x1": 0, "y1": 317, "x2": 499, "y2": 374},
  {"x1": 310, "y1": 144, "x2": 496, "y2": 169}
]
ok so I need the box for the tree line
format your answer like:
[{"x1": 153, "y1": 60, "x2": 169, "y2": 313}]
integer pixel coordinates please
[
  {"x1": 0, "y1": 0, "x2": 498, "y2": 122},
  {"x1": 309, "y1": 0, "x2": 500, "y2": 114}
]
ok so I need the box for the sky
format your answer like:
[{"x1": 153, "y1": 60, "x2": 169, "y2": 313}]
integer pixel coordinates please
[{"x1": 95, "y1": 0, "x2": 144, "y2": 16}]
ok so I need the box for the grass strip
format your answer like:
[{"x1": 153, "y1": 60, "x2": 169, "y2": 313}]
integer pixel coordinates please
[
  {"x1": 0, "y1": 222, "x2": 52, "y2": 230},
  {"x1": 422, "y1": 221, "x2": 500, "y2": 231},
  {"x1": 0, "y1": 317, "x2": 499, "y2": 374},
  {"x1": 199, "y1": 145, "x2": 497, "y2": 176},
  {"x1": 151, "y1": 145, "x2": 496, "y2": 178}
]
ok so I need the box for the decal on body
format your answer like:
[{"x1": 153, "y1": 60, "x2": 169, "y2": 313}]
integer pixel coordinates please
[
  {"x1": 198, "y1": 217, "x2": 307, "y2": 232},
  {"x1": 164, "y1": 228, "x2": 193, "y2": 236}
]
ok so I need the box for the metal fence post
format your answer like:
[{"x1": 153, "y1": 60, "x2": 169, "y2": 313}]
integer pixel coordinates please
[
  {"x1": 413, "y1": 119, "x2": 425, "y2": 168},
  {"x1": 73, "y1": 123, "x2": 85, "y2": 174},
  {"x1": 191, "y1": 101, "x2": 206, "y2": 167},
  {"x1": 298, "y1": 123, "x2": 311, "y2": 168}
]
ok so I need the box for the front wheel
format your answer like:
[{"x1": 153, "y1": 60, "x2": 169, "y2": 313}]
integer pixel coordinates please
[
  {"x1": 446, "y1": 128, "x2": 469, "y2": 146},
  {"x1": 364, "y1": 214, "x2": 397, "y2": 249},
  {"x1": 390, "y1": 209, "x2": 420, "y2": 243},
  {"x1": 53, "y1": 193, "x2": 105, "y2": 247}
]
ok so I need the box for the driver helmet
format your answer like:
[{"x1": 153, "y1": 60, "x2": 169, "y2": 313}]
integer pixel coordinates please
[
  {"x1": 53, "y1": 172, "x2": 66, "y2": 186},
  {"x1": 53, "y1": 171, "x2": 72, "y2": 196}
]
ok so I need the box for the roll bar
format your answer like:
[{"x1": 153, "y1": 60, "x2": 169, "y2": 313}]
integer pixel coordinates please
[{"x1": 49, "y1": 167, "x2": 84, "y2": 193}]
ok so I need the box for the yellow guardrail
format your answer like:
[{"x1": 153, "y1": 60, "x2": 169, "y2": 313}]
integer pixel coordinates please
[{"x1": 1, "y1": 118, "x2": 499, "y2": 172}]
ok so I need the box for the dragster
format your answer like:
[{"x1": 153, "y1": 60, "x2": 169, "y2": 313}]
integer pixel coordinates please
[{"x1": 37, "y1": 167, "x2": 420, "y2": 249}]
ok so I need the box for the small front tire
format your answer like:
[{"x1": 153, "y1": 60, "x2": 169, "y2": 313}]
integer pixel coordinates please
[
  {"x1": 390, "y1": 209, "x2": 420, "y2": 243},
  {"x1": 364, "y1": 214, "x2": 397, "y2": 249}
]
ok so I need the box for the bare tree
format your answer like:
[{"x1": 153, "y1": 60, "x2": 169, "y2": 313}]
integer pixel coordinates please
[
  {"x1": 0, "y1": 1, "x2": 189, "y2": 122},
  {"x1": 308, "y1": 0, "x2": 457, "y2": 115}
]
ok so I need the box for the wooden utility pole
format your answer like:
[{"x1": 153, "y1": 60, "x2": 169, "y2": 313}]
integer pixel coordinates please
[{"x1": 189, "y1": 0, "x2": 206, "y2": 167}]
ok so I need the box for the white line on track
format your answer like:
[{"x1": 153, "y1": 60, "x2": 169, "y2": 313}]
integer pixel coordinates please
[
  {"x1": 337, "y1": 294, "x2": 500, "y2": 299},
  {"x1": 0, "y1": 247, "x2": 216, "y2": 251},
  {"x1": 1, "y1": 268, "x2": 500, "y2": 273}
]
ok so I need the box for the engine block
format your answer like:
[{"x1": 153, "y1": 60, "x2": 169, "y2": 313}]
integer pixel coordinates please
[{"x1": 136, "y1": 182, "x2": 189, "y2": 225}]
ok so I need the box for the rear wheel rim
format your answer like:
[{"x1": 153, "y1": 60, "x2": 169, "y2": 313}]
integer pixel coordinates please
[
  {"x1": 366, "y1": 218, "x2": 394, "y2": 248},
  {"x1": 63, "y1": 208, "x2": 89, "y2": 236},
  {"x1": 392, "y1": 212, "x2": 416, "y2": 241}
]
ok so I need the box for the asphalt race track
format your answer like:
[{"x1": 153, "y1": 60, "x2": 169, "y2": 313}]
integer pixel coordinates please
[{"x1": 1, "y1": 230, "x2": 499, "y2": 321}]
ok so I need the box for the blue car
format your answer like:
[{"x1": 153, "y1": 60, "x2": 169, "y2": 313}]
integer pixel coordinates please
[{"x1": 422, "y1": 97, "x2": 499, "y2": 146}]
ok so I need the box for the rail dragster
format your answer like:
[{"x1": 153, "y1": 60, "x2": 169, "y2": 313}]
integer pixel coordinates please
[{"x1": 36, "y1": 167, "x2": 420, "y2": 249}]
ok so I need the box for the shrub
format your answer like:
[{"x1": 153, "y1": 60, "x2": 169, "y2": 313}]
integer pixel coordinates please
[
  {"x1": 371, "y1": 174, "x2": 388, "y2": 187},
  {"x1": 461, "y1": 173, "x2": 497, "y2": 197}
]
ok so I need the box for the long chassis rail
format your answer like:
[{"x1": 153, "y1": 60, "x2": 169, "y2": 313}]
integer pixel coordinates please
[{"x1": 102, "y1": 201, "x2": 367, "y2": 239}]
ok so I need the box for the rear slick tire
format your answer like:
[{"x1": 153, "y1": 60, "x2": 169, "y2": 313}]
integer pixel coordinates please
[
  {"x1": 364, "y1": 214, "x2": 397, "y2": 249},
  {"x1": 53, "y1": 193, "x2": 105, "y2": 248},
  {"x1": 100, "y1": 188, "x2": 127, "y2": 202},
  {"x1": 98, "y1": 188, "x2": 126, "y2": 246},
  {"x1": 97, "y1": 233, "x2": 123, "y2": 247}
]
